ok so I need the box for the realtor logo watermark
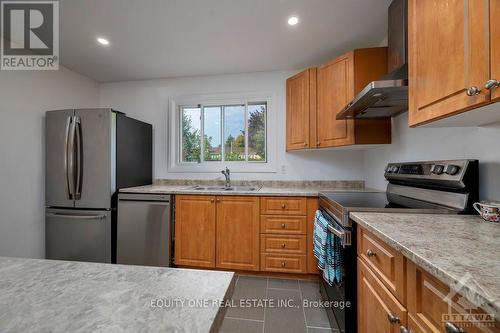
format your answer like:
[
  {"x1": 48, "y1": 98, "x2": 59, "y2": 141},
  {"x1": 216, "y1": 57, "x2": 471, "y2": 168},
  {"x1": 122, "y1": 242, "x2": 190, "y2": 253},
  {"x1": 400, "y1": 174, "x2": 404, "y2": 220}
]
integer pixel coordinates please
[
  {"x1": 442, "y1": 272, "x2": 496, "y2": 329},
  {"x1": 1, "y1": 0, "x2": 59, "y2": 70}
]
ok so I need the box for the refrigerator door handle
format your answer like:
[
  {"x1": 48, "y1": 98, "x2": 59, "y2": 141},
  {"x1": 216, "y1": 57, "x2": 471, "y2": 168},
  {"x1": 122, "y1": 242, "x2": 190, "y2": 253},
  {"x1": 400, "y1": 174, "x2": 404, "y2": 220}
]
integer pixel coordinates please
[
  {"x1": 66, "y1": 116, "x2": 77, "y2": 200},
  {"x1": 75, "y1": 117, "x2": 82, "y2": 200},
  {"x1": 46, "y1": 213, "x2": 107, "y2": 220}
]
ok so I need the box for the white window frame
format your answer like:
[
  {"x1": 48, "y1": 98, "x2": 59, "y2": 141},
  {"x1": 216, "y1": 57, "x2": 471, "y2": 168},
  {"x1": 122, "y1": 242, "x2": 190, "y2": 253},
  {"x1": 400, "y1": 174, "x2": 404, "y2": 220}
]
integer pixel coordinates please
[{"x1": 168, "y1": 92, "x2": 277, "y2": 173}]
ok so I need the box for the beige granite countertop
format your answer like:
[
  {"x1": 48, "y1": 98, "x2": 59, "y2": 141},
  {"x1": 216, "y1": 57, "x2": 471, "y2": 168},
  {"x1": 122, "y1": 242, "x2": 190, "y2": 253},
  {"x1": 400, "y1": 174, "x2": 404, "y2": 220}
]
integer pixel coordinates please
[
  {"x1": 350, "y1": 212, "x2": 500, "y2": 319},
  {"x1": 120, "y1": 180, "x2": 373, "y2": 197}
]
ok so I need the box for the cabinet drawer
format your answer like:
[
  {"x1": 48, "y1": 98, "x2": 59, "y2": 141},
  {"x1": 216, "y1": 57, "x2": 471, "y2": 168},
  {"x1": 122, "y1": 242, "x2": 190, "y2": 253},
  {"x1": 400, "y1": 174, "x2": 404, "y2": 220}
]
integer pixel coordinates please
[
  {"x1": 358, "y1": 227, "x2": 406, "y2": 303},
  {"x1": 260, "y1": 253, "x2": 307, "y2": 274},
  {"x1": 260, "y1": 234, "x2": 306, "y2": 254},
  {"x1": 260, "y1": 215, "x2": 307, "y2": 234},
  {"x1": 358, "y1": 258, "x2": 407, "y2": 333},
  {"x1": 407, "y1": 261, "x2": 500, "y2": 333},
  {"x1": 260, "y1": 197, "x2": 307, "y2": 215}
]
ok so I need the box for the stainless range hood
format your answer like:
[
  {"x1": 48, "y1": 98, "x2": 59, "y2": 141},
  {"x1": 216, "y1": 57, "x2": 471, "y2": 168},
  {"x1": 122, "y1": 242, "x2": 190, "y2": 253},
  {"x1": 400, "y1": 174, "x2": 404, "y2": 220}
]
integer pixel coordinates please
[{"x1": 337, "y1": 0, "x2": 408, "y2": 120}]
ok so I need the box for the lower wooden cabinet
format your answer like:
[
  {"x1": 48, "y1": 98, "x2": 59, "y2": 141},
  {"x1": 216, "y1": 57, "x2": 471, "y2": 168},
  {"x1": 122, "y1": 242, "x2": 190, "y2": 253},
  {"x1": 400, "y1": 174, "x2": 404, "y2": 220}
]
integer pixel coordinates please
[
  {"x1": 357, "y1": 225, "x2": 500, "y2": 333},
  {"x1": 358, "y1": 258, "x2": 407, "y2": 333},
  {"x1": 174, "y1": 195, "x2": 216, "y2": 268},
  {"x1": 175, "y1": 195, "x2": 317, "y2": 275},
  {"x1": 216, "y1": 196, "x2": 260, "y2": 271},
  {"x1": 357, "y1": 227, "x2": 406, "y2": 303},
  {"x1": 306, "y1": 197, "x2": 320, "y2": 274},
  {"x1": 406, "y1": 260, "x2": 500, "y2": 333}
]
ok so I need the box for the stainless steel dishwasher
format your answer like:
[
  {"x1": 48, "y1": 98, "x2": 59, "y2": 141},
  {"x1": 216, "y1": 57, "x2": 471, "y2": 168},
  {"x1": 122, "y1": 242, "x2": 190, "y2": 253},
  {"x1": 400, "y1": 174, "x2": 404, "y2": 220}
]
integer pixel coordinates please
[{"x1": 117, "y1": 193, "x2": 172, "y2": 267}]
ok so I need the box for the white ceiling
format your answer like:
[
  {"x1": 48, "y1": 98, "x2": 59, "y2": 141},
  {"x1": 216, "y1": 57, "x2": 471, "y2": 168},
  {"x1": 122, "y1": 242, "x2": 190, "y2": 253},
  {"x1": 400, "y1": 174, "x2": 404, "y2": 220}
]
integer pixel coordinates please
[{"x1": 60, "y1": 0, "x2": 391, "y2": 82}]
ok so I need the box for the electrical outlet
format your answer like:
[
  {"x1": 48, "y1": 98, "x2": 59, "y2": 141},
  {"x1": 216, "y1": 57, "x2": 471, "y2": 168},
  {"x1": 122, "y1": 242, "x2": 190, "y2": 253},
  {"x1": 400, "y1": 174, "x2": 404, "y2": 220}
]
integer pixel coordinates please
[{"x1": 281, "y1": 165, "x2": 286, "y2": 174}]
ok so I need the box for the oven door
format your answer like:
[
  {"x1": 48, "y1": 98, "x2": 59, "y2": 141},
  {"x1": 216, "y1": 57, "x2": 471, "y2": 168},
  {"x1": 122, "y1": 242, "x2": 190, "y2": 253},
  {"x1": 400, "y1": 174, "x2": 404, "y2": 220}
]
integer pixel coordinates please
[{"x1": 318, "y1": 208, "x2": 357, "y2": 333}]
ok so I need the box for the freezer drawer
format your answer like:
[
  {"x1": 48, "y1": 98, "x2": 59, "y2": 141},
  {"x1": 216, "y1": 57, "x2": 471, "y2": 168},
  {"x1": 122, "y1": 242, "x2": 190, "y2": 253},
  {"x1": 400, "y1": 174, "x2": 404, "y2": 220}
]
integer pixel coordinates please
[
  {"x1": 45, "y1": 208, "x2": 111, "y2": 263},
  {"x1": 117, "y1": 194, "x2": 172, "y2": 267}
]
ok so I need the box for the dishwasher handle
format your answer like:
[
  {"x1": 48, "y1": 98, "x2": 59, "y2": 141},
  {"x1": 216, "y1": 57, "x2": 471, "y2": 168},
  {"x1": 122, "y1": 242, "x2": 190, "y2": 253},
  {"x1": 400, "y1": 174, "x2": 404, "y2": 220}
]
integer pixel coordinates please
[{"x1": 118, "y1": 193, "x2": 171, "y2": 202}]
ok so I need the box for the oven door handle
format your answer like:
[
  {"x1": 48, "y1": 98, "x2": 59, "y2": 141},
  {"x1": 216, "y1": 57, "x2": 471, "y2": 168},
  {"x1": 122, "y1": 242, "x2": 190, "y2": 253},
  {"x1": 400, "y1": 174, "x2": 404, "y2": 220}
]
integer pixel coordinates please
[{"x1": 327, "y1": 224, "x2": 352, "y2": 247}]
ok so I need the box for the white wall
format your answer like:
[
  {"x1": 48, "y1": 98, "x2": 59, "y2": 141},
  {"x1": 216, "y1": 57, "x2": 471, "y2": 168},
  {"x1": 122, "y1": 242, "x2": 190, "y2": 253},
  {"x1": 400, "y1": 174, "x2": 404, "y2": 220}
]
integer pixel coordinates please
[
  {"x1": 0, "y1": 67, "x2": 99, "y2": 259},
  {"x1": 363, "y1": 111, "x2": 500, "y2": 201},
  {"x1": 99, "y1": 71, "x2": 366, "y2": 181}
]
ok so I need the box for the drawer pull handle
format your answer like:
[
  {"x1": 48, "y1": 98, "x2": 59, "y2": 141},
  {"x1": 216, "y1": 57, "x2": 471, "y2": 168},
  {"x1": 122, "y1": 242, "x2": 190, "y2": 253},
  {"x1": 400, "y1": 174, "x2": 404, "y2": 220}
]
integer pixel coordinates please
[
  {"x1": 281, "y1": 243, "x2": 286, "y2": 248},
  {"x1": 281, "y1": 223, "x2": 286, "y2": 229},
  {"x1": 281, "y1": 203, "x2": 286, "y2": 209},
  {"x1": 400, "y1": 326, "x2": 413, "y2": 333},
  {"x1": 366, "y1": 249, "x2": 376, "y2": 257},
  {"x1": 466, "y1": 86, "x2": 481, "y2": 96},
  {"x1": 485, "y1": 79, "x2": 499, "y2": 90},
  {"x1": 281, "y1": 261, "x2": 286, "y2": 267},
  {"x1": 445, "y1": 322, "x2": 466, "y2": 333},
  {"x1": 387, "y1": 313, "x2": 401, "y2": 324}
]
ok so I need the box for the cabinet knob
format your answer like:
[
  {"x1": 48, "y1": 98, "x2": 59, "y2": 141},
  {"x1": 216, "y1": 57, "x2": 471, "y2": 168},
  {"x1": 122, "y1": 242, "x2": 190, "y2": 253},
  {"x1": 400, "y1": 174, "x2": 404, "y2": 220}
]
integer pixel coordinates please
[
  {"x1": 281, "y1": 203, "x2": 286, "y2": 209},
  {"x1": 281, "y1": 261, "x2": 286, "y2": 267},
  {"x1": 303, "y1": 142, "x2": 308, "y2": 147},
  {"x1": 281, "y1": 223, "x2": 286, "y2": 229},
  {"x1": 216, "y1": 198, "x2": 220, "y2": 202},
  {"x1": 466, "y1": 86, "x2": 481, "y2": 96},
  {"x1": 445, "y1": 322, "x2": 466, "y2": 333},
  {"x1": 366, "y1": 249, "x2": 376, "y2": 257},
  {"x1": 387, "y1": 313, "x2": 401, "y2": 324},
  {"x1": 317, "y1": 141, "x2": 321, "y2": 146},
  {"x1": 485, "y1": 79, "x2": 499, "y2": 90},
  {"x1": 400, "y1": 326, "x2": 413, "y2": 333},
  {"x1": 281, "y1": 243, "x2": 286, "y2": 248},
  {"x1": 210, "y1": 199, "x2": 215, "y2": 203}
]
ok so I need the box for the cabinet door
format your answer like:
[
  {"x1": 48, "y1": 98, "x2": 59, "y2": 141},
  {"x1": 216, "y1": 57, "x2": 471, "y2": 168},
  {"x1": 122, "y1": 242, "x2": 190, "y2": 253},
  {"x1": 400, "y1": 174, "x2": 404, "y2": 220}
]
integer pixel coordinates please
[
  {"x1": 491, "y1": 0, "x2": 500, "y2": 102},
  {"x1": 408, "y1": 0, "x2": 490, "y2": 126},
  {"x1": 286, "y1": 68, "x2": 316, "y2": 150},
  {"x1": 306, "y1": 197, "x2": 320, "y2": 274},
  {"x1": 407, "y1": 260, "x2": 500, "y2": 333},
  {"x1": 317, "y1": 53, "x2": 355, "y2": 147},
  {"x1": 174, "y1": 195, "x2": 216, "y2": 268},
  {"x1": 358, "y1": 258, "x2": 407, "y2": 333},
  {"x1": 216, "y1": 196, "x2": 260, "y2": 271}
]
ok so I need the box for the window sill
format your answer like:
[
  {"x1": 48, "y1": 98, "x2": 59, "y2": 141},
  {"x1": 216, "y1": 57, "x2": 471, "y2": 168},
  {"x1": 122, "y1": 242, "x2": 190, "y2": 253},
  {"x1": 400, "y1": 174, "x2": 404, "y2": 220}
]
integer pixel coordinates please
[{"x1": 167, "y1": 163, "x2": 277, "y2": 174}]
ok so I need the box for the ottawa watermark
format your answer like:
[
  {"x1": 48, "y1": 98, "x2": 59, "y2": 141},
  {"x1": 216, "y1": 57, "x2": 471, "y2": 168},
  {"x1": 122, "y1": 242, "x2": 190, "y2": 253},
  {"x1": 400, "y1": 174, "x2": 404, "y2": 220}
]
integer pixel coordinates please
[
  {"x1": 1, "y1": 0, "x2": 59, "y2": 70},
  {"x1": 441, "y1": 272, "x2": 496, "y2": 329}
]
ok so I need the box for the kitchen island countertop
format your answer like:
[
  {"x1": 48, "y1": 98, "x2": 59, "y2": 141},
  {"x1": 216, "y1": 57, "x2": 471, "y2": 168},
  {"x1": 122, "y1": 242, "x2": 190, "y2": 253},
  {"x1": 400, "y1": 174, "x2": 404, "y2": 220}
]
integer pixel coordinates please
[
  {"x1": 0, "y1": 257, "x2": 235, "y2": 333},
  {"x1": 350, "y1": 212, "x2": 500, "y2": 319}
]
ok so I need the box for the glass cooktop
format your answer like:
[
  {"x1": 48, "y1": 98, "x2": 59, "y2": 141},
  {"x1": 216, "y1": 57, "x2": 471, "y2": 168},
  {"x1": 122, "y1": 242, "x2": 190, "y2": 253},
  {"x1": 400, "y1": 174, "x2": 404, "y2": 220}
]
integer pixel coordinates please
[{"x1": 320, "y1": 191, "x2": 392, "y2": 209}]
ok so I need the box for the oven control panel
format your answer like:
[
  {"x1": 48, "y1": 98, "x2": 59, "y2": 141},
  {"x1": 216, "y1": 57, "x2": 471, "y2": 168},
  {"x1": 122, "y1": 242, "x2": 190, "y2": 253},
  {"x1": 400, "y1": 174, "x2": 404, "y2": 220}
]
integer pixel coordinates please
[{"x1": 384, "y1": 160, "x2": 477, "y2": 186}]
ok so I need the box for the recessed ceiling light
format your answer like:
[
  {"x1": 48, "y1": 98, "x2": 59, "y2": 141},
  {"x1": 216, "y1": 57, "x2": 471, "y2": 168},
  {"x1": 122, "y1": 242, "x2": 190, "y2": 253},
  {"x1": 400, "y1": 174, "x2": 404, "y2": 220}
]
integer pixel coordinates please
[
  {"x1": 97, "y1": 37, "x2": 110, "y2": 46},
  {"x1": 287, "y1": 16, "x2": 299, "y2": 26}
]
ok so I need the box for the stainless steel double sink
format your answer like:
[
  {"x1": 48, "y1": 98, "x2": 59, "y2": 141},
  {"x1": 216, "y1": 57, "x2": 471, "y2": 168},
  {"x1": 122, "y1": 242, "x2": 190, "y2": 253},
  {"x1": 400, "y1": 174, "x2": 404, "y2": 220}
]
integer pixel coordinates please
[{"x1": 186, "y1": 185, "x2": 261, "y2": 192}]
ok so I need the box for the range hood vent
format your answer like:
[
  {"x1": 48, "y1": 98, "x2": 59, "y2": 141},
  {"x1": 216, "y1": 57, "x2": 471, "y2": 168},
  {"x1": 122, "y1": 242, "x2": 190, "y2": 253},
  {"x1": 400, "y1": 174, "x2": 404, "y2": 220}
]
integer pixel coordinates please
[{"x1": 337, "y1": 0, "x2": 408, "y2": 120}]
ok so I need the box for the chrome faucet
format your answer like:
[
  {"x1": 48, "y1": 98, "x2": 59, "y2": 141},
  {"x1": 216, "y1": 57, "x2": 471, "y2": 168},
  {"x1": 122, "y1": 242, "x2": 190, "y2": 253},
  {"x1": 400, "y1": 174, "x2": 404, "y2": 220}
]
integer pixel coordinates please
[{"x1": 221, "y1": 167, "x2": 231, "y2": 189}]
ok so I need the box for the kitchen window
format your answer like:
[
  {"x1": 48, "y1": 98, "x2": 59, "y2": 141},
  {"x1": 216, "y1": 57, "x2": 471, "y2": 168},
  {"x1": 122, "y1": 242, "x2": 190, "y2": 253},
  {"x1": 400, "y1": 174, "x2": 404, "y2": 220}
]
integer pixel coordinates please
[{"x1": 179, "y1": 102, "x2": 267, "y2": 164}]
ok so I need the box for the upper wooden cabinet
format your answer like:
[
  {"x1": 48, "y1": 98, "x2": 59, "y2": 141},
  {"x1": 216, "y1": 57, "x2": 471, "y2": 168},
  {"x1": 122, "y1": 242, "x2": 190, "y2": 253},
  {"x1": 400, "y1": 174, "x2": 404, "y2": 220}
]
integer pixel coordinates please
[
  {"x1": 491, "y1": 0, "x2": 500, "y2": 102},
  {"x1": 317, "y1": 48, "x2": 391, "y2": 148},
  {"x1": 174, "y1": 195, "x2": 216, "y2": 268},
  {"x1": 286, "y1": 48, "x2": 391, "y2": 151},
  {"x1": 286, "y1": 68, "x2": 317, "y2": 150},
  {"x1": 408, "y1": 0, "x2": 498, "y2": 126},
  {"x1": 216, "y1": 196, "x2": 260, "y2": 271}
]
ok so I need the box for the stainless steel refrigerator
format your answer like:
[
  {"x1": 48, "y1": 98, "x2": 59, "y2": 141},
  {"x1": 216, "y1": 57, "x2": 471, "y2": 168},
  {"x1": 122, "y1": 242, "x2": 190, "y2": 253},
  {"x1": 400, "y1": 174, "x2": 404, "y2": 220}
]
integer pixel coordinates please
[{"x1": 45, "y1": 108, "x2": 152, "y2": 263}]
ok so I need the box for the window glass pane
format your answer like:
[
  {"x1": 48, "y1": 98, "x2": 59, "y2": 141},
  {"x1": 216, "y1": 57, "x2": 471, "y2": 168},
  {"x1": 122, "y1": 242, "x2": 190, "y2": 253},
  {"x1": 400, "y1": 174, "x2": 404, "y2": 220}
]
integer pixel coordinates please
[
  {"x1": 181, "y1": 107, "x2": 201, "y2": 162},
  {"x1": 203, "y1": 106, "x2": 222, "y2": 161},
  {"x1": 248, "y1": 103, "x2": 266, "y2": 162},
  {"x1": 223, "y1": 105, "x2": 246, "y2": 161}
]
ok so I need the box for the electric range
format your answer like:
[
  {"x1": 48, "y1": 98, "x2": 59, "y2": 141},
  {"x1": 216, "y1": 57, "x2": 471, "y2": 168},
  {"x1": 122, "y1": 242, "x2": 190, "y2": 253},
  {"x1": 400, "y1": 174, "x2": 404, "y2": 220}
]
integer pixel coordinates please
[{"x1": 317, "y1": 159, "x2": 479, "y2": 333}]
